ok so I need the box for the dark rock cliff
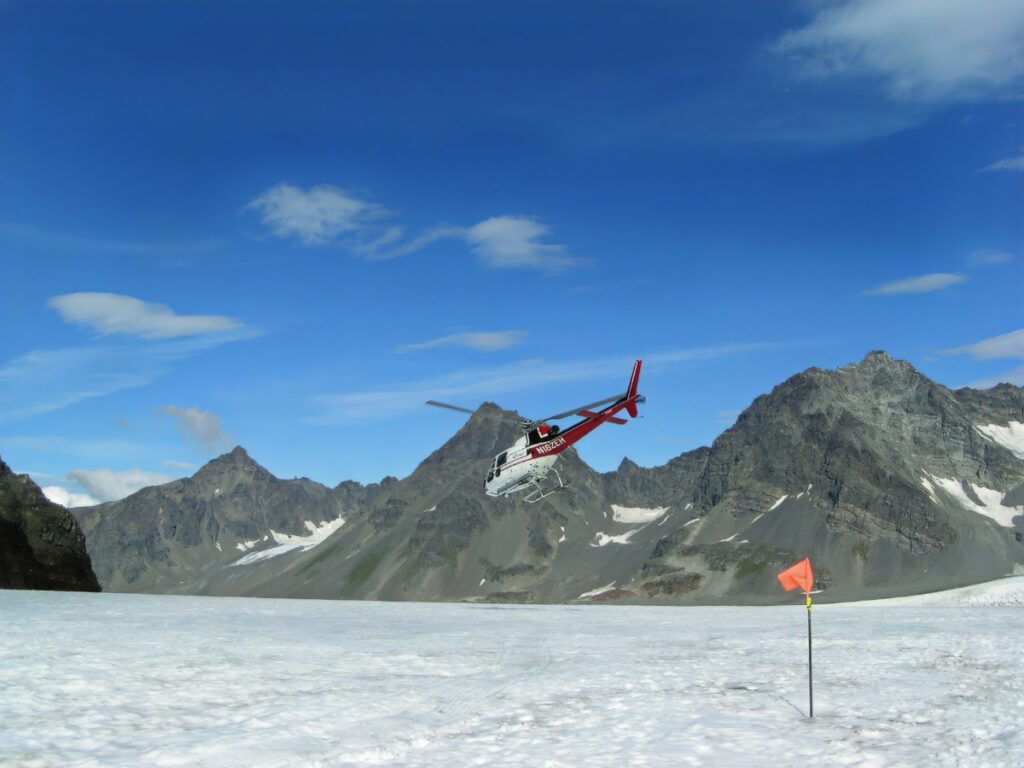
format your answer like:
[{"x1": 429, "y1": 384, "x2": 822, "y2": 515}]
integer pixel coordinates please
[{"x1": 0, "y1": 457, "x2": 100, "y2": 592}]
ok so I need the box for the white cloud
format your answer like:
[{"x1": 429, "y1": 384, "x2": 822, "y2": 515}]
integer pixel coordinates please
[
  {"x1": 158, "y1": 406, "x2": 233, "y2": 452},
  {"x1": 774, "y1": 0, "x2": 1024, "y2": 103},
  {"x1": 397, "y1": 331, "x2": 528, "y2": 353},
  {"x1": 861, "y1": 273, "x2": 966, "y2": 296},
  {"x1": 979, "y1": 154, "x2": 1024, "y2": 172},
  {"x1": 246, "y1": 183, "x2": 387, "y2": 246},
  {"x1": 466, "y1": 217, "x2": 580, "y2": 272},
  {"x1": 42, "y1": 485, "x2": 100, "y2": 508},
  {"x1": 945, "y1": 329, "x2": 1024, "y2": 361},
  {"x1": 967, "y1": 249, "x2": 1015, "y2": 266},
  {"x1": 248, "y1": 183, "x2": 581, "y2": 272},
  {"x1": 67, "y1": 468, "x2": 175, "y2": 503},
  {"x1": 48, "y1": 293, "x2": 242, "y2": 339},
  {"x1": 310, "y1": 341, "x2": 795, "y2": 424}
]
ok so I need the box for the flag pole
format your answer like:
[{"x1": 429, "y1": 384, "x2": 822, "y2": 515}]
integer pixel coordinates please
[
  {"x1": 806, "y1": 591, "x2": 813, "y2": 718},
  {"x1": 777, "y1": 557, "x2": 816, "y2": 719}
]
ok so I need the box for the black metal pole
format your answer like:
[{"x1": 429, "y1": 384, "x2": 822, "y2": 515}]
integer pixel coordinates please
[{"x1": 807, "y1": 593, "x2": 814, "y2": 718}]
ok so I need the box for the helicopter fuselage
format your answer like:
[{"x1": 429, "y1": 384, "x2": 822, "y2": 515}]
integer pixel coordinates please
[{"x1": 484, "y1": 433, "x2": 563, "y2": 498}]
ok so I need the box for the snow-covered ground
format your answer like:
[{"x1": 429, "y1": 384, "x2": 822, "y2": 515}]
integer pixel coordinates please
[{"x1": 2, "y1": 580, "x2": 1023, "y2": 767}]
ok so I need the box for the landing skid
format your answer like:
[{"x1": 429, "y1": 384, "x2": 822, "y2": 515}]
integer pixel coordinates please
[{"x1": 522, "y1": 468, "x2": 567, "y2": 504}]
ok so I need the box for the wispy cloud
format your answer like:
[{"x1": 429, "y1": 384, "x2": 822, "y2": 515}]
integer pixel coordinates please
[
  {"x1": 967, "y1": 367, "x2": 1024, "y2": 388},
  {"x1": 946, "y1": 328, "x2": 1024, "y2": 390},
  {"x1": 967, "y1": 249, "x2": 1015, "y2": 266},
  {"x1": 861, "y1": 273, "x2": 966, "y2": 296},
  {"x1": 0, "y1": 324, "x2": 256, "y2": 423},
  {"x1": 48, "y1": 293, "x2": 243, "y2": 340},
  {"x1": 309, "y1": 342, "x2": 795, "y2": 424},
  {"x1": 158, "y1": 405, "x2": 233, "y2": 452},
  {"x1": 358, "y1": 225, "x2": 464, "y2": 260},
  {"x1": 162, "y1": 459, "x2": 196, "y2": 472},
  {"x1": 249, "y1": 183, "x2": 581, "y2": 272},
  {"x1": 942, "y1": 329, "x2": 1024, "y2": 391},
  {"x1": 979, "y1": 153, "x2": 1024, "y2": 172},
  {"x1": 67, "y1": 468, "x2": 175, "y2": 503},
  {"x1": 944, "y1": 328, "x2": 1024, "y2": 360},
  {"x1": 0, "y1": 435, "x2": 151, "y2": 459},
  {"x1": 397, "y1": 330, "x2": 528, "y2": 354},
  {"x1": 246, "y1": 183, "x2": 388, "y2": 246},
  {"x1": 374, "y1": 217, "x2": 580, "y2": 273},
  {"x1": 0, "y1": 221, "x2": 220, "y2": 258},
  {"x1": 773, "y1": 0, "x2": 1024, "y2": 103},
  {"x1": 0, "y1": 346, "x2": 169, "y2": 421}
]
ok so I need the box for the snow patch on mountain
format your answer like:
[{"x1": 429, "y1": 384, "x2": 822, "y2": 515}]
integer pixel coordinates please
[
  {"x1": 578, "y1": 581, "x2": 617, "y2": 599},
  {"x1": 230, "y1": 518, "x2": 346, "y2": 566},
  {"x1": 591, "y1": 529, "x2": 642, "y2": 546},
  {"x1": 610, "y1": 504, "x2": 668, "y2": 524},
  {"x1": 922, "y1": 475, "x2": 1022, "y2": 528},
  {"x1": 976, "y1": 421, "x2": 1024, "y2": 459}
]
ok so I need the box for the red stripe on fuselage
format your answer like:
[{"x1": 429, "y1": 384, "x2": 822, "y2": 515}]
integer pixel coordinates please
[{"x1": 528, "y1": 395, "x2": 640, "y2": 459}]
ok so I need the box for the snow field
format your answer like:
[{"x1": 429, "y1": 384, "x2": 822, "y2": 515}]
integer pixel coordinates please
[
  {"x1": 976, "y1": 421, "x2": 1024, "y2": 459},
  {"x1": 920, "y1": 475, "x2": 1022, "y2": 528},
  {"x1": 230, "y1": 518, "x2": 346, "y2": 567},
  {"x1": 610, "y1": 505, "x2": 668, "y2": 524},
  {"x1": 1, "y1": 585, "x2": 1023, "y2": 767}
]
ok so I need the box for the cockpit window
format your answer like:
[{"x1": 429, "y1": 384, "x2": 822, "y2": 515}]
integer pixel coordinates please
[{"x1": 496, "y1": 452, "x2": 508, "y2": 467}]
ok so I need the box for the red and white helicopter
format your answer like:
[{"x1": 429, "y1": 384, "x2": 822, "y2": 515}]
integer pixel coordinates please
[{"x1": 428, "y1": 360, "x2": 644, "y2": 503}]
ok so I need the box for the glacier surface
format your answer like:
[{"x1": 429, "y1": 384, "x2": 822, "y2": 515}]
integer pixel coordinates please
[{"x1": 2, "y1": 581, "x2": 1023, "y2": 767}]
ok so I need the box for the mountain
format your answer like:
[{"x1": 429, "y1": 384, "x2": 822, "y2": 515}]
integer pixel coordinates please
[
  {"x1": 639, "y1": 350, "x2": 1024, "y2": 602},
  {"x1": 74, "y1": 352, "x2": 1024, "y2": 603},
  {"x1": 0, "y1": 456, "x2": 100, "y2": 591},
  {"x1": 73, "y1": 446, "x2": 388, "y2": 593}
]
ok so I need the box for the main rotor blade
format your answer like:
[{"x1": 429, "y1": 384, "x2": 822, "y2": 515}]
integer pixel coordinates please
[
  {"x1": 426, "y1": 400, "x2": 476, "y2": 415},
  {"x1": 528, "y1": 393, "x2": 625, "y2": 425}
]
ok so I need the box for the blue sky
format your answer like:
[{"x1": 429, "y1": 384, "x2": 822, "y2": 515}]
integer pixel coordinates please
[{"x1": 2, "y1": 0, "x2": 1022, "y2": 505}]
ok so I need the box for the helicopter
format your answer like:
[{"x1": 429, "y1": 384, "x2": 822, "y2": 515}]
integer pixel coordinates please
[{"x1": 427, "y1": 360, "x2": 644, "y2": 503}]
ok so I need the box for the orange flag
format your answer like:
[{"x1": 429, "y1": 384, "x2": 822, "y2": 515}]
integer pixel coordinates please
[{"x1": 778, "y1": 557, "x2": 814, "y2": 593}]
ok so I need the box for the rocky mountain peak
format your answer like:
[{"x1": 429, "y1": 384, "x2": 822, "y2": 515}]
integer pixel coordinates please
[
  {"x1": 861, "y1": 349, "x2": 895, "y2": 365},
  {"x1": 190, "y1": 445, "x2": 271, "y2": 489},
  {"x1": 617, "y1": 457, "x2": 641, "y2": 472},
  {"x1": 842, "y1": 349, "x2": 919, "y2": 378},
  {"x1": 201, "y1": 445, "x2": 258, "y2": 469},
  {"x1": 420, "y1": 402, "x2": 525, "y2": 467}
]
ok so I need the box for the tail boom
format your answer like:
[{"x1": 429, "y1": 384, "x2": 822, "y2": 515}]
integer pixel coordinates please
[{"x1": 625, "y1": 359, "x2": 643, "y2": 417}]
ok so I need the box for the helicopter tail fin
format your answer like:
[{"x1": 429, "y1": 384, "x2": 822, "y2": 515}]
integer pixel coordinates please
[{"x1": 625, "y1": 359, "x2": 643, "y2": 417}]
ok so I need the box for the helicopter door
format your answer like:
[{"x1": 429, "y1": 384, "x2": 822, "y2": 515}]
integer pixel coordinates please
[{"x1": 494, "y1": 451, "x2": 508, "y2": 477}]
